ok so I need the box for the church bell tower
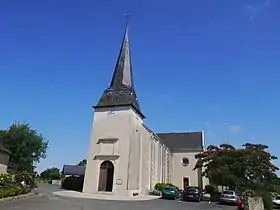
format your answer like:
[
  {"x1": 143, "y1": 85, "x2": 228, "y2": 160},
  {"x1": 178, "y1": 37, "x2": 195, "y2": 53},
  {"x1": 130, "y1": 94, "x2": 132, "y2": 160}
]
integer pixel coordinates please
[
  {"x1": 94, "y1": 23, "x2": 144, "y2": 118},
  {"x1": 83, "y1": 23, "x2": 145, "y2": 196}
]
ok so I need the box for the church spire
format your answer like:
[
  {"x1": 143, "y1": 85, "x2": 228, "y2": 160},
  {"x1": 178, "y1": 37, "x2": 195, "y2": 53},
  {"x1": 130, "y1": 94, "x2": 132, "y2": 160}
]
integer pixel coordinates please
[
  {"x1": 109, "y1": 23, "x2": 133, "y2": 89},
  {"x1": 94, "y1": 22, "x2": 145, "y2": 119}
]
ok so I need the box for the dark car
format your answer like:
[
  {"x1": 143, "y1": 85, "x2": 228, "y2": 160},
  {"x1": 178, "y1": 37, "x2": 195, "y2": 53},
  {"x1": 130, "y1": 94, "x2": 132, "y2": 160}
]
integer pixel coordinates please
[
  {"x1": 161, "y1": 186, "x2": 179, "y2": 200},
  {"x1": 182, "y1": 187, "x2": 202, "y2": 202}
]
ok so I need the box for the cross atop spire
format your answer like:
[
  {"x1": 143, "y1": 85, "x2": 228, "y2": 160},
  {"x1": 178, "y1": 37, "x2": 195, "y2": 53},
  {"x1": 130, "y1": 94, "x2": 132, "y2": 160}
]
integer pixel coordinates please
[
  {"x1": 124, "y1": 12, "x2": 132, "y2": 25},
  {"x1": 94, "y1": 20, "x2": 145, "y2": 118}
]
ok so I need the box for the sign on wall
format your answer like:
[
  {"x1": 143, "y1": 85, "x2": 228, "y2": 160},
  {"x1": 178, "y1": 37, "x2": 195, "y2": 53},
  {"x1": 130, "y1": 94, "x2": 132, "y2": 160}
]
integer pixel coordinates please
[{"x1": 116, "y1": 179, "x2": 123, "y2": 185}]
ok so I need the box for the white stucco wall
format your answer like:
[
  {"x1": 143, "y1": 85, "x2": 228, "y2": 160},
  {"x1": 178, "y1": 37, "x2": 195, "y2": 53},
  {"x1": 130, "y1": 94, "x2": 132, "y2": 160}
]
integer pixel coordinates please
[
  {"x1": 82, "y1": 105, "x2": 206, "y2": 196},
  {"x1": 83, "y1": 106, "x2": 143, "y2": 196},
  {"x1": 171, "y1": 151, "x2": 202, "y2": 190}
]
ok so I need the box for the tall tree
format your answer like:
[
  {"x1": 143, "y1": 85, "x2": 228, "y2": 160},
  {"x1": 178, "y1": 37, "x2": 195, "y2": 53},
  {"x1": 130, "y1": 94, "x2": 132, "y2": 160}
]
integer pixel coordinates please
[
  {"x1": 0, "y1": 122, "x2": 49, "y2": 172},
  {"x1": 40, "y1": 167, "x2": 61, "y2": 180},
  {"x1": 194, "y1": 143, "x2": 278, "y2": 191}
]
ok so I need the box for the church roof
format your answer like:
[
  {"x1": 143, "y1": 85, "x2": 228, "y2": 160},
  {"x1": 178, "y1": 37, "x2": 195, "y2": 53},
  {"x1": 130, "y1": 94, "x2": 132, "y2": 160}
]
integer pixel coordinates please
[
  {"x1": 94, "y1": 24, "x2": 144, "y2": 118},
  {"x1": 156, "y1": 132, "x2": 203, "y2": 152}
]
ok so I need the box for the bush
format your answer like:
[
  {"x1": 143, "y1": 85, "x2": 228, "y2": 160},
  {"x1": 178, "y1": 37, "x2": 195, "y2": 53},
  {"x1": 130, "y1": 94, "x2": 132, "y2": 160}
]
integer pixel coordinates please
[
  {"x1": 34, "y1": 180, "x2": 38, "y2": 188},
  {"x1": 154, "y1": 183, "x2": 178, "y2": 192},
  {"x1": 0, "y1": 172, "x2": 32, "y2": 199},
  {"x1": 154, "y1": 183, "x2": 166, "y2": 191},
  {"x1": 14, "y1": 171, "x2": 31, "y2": 183},
  {"x1": 0, "y1": 173, "x2": 13, "y2": 186},
  {"x1": 0, "y1": 185, "x2": 29, "y2": 199},
  {"x1": 205, "y1": 185, "x2": 218, "y2": 194},
  {"x1": 61, "y1": 176, "x2": 84, "y2": 192},
  {"x1": 204, "y1": 185, "x2": 220, "y2": 202}
]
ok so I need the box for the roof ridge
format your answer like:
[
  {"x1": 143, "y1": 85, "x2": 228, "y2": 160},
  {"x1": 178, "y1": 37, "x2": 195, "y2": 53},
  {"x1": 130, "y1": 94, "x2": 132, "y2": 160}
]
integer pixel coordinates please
[{"x1": 157, "y1": 131, "x2": 202, "y2": 135}]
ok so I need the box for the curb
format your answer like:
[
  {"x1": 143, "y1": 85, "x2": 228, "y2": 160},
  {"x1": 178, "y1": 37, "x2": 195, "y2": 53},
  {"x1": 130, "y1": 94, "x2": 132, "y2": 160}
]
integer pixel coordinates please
[{"x1": 0, "y1": 193, "x2": 35, "y2": 203}]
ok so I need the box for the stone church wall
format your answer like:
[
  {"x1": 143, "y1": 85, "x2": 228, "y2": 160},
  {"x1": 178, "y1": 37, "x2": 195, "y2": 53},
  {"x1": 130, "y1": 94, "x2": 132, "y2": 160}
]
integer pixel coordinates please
[
  {"x1": 140, "y1": 126, "x2": 153, "y2": 194},
  {"x1": 127, "y1": 115, "x2": 141, "y2": 191},
  {"x1": 149, "y1": 137, "x2": 156, "y2": 189},
  {"x1": 171, "y1": 151, "x2": 201, "y2": 189},
  {"x1": 83, "y1": 107, "x2": 133, "y2": 194}
]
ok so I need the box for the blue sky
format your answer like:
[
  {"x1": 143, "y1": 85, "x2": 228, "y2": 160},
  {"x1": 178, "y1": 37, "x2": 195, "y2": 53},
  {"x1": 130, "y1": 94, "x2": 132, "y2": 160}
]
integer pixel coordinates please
[{"x1": 0, "y1": 0, "x2": 279, "y2": 172}]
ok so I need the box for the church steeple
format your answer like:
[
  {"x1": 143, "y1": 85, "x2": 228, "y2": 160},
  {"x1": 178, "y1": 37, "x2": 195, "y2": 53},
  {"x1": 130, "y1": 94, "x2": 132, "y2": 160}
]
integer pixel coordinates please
[
  {"x1": 109, "y1": 23, "x2": 134, "y2": 90},
  {"x1": 94, "y1": 23, "x2": 145, "y2": 119}
]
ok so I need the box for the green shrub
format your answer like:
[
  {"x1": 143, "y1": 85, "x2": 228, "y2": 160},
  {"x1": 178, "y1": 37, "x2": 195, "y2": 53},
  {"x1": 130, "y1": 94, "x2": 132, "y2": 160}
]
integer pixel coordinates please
[
  {"x1": 204, "y1": 185, "x2": 220, "y2": 202},
  {"x1": 61, "y1": 176, "x2": 84, "y2": 192},
  {"x1": 204, "y1": 185, "x2": 218, "y2": 194},
  {"x1": 0, "y1": 186, "x2": 29, "y2": 199},
  {"x1": 14, "y1": 171, "x2": 31, "y2": 183},
  {"x1": 154, "y1": 183, "x2": 178, "y2": 192},
  {"x1": 34, "y1": 180, "x2": 38, "y2": 188},
  {"x1": 0, "y1": 172, "x2": 32, "y2": 199},
  {"x1": 154, "y1": 183, "x2": 166, "y2": 191},
  {"x1": 0, "y1": 173, "x2": 13, "y2": 186}
]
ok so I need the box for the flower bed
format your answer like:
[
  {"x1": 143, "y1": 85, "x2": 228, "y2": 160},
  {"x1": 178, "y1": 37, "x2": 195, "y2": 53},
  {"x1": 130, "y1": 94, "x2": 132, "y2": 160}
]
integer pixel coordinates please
[
  {"x1": 0, "y1": 186, "x2": 29, "y2": 199},
  {"x1": 0, "y1": 173, "x2": 31, "y2": 199}
]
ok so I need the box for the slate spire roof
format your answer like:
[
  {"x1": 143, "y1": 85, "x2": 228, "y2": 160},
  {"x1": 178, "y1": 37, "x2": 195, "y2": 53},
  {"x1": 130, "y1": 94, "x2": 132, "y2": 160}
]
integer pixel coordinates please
[{"x1": 94, "y1": 23, "x2": 145, "y2": 118}]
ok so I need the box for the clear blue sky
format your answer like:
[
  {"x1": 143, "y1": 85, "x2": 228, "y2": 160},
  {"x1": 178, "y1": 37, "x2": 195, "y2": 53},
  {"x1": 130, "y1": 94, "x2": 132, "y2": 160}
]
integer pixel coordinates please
[{"x1": 0, "y1": 0, "x2": 279, "y2": 172}]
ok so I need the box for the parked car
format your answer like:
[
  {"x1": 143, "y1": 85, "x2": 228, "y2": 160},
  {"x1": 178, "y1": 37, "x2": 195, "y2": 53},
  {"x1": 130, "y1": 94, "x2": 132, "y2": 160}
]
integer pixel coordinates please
[
  {"x1": 219, "y1": 190, "x2": 239, "y2": 205},
  {"x1": 161, "y1": 186, "x2": 179, "y2": 200},
  {"x1": 272, "y1": 195, "x2": 280, "y2": 207},
  {"x1": 182, "y1": 187, "x2": 202, "y2": 202},
  {"x1": 237, "y1": 197, "x2": 244, "y2": 210}
]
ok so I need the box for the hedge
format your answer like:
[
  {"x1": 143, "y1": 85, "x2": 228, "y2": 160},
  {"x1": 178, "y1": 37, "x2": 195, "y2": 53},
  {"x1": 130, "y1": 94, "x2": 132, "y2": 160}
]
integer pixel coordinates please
[
  {"x1": 61, "y1": 176, "x2": 84, "y2": 192},
  {"x1": 0, "y1": 172, "x2": 32, "y2": 199},
  {"x1": 154, "y1": 183, "x2": 178, "y2": 192},
  {"x1": 0, "y1": 186, "x2": 30, "y2": 199}
]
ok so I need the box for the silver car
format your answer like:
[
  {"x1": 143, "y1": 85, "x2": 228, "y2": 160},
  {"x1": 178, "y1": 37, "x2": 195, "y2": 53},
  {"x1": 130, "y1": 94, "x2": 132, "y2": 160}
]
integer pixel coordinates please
[{"x1": 219, "y1": 190, "x2": 239, "y2": 204}]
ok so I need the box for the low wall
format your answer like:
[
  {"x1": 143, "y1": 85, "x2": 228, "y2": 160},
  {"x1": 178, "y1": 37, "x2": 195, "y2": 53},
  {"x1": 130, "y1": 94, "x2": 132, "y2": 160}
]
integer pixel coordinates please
[
  {"x1": 243, "y1": 196, "x2": 264, "y2": 210},
  {"x1": 51, "y1": 180, "x2": 62, "y2": 185},
  {"x1": 0, "y1": 164, "x2": 7, "y2": 174}
]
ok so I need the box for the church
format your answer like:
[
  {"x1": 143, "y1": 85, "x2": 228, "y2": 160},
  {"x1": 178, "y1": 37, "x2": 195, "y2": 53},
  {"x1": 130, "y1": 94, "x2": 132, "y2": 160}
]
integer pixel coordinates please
[{"x1": 83, "y1": 24, "x2": 208, "y2": 196}]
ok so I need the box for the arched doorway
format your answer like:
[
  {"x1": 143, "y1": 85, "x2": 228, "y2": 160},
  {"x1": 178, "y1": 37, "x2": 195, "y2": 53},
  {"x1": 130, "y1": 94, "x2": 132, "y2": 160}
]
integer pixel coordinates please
[{"x1": 98, "y1": 160, "x2": 114, "y2": 192}]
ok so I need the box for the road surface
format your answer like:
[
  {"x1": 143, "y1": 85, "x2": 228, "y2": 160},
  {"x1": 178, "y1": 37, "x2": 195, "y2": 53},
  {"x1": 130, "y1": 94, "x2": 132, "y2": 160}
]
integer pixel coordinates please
[{"x1": 0, "y1": 184, "x2": 234, "y2": 210}]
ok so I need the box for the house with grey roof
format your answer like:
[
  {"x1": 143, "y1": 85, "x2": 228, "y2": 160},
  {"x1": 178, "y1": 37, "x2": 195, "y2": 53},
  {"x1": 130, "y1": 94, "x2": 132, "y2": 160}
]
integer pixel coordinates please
[{"x1": 82, "y1": 23, "x2": 208, "y2": 196}]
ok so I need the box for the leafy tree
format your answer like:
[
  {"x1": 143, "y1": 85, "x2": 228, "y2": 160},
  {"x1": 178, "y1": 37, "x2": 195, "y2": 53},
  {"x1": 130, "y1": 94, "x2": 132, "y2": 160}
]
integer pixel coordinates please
[
  {"x1": 77, "y1": 159, "x2": 87, "y2": 166},
  {"x1": 40, "y1": 167, "x2": 61, "y2": 180},
  {"x1": 0, "y1": 122, "x2": 49, "y2": 173},
  {"x1": 194, "y1": 143, "x2": 278, "y2": 192}
]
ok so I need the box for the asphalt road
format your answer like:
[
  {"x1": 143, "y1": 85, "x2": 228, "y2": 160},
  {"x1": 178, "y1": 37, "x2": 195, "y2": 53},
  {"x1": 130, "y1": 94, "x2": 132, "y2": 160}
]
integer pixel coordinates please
[{"x1": 0, "y1": 184, "x2": 234, "y2": 210}]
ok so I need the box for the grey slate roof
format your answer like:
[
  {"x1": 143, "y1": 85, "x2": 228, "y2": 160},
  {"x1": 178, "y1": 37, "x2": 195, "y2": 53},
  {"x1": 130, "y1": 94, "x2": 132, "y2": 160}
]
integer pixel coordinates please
[
  {"x1": 62, "y1": 165, "x2": 85, "y2": 176},
  {"x1": 156, "y1": 132, "x2": 203, "y2": 152},
  {"x1": 94, "y1": 24, "x2": 144, "y2": 118}
]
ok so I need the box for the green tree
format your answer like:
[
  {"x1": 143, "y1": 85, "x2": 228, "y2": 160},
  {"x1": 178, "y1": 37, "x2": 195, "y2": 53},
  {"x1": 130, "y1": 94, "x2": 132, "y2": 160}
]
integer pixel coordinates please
[
  {"x1": 194, "y1": 143, "x2": 278, "y2": 191},
  {"x1": 40, "y1": 167, "x2": 61, "y2": 180},
  {"x1": 77, "y1": 159, "x2": 87, "y2": 166},
  {"x1": 0, "y1": 122, "x2": 49, "y2": 172}
]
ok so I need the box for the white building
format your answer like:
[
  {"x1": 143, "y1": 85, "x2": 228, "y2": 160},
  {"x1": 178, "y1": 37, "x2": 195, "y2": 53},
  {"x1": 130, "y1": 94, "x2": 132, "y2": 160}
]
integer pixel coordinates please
[
  {"x1": 83, "y1": 24, "x2": 208, "y2": 196},
  {"x1": 0, "y1": 144, "x2": 11, "y2": 173}
]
